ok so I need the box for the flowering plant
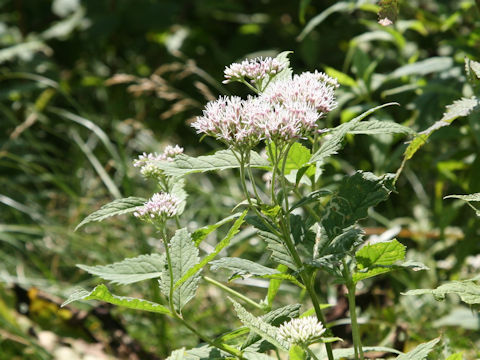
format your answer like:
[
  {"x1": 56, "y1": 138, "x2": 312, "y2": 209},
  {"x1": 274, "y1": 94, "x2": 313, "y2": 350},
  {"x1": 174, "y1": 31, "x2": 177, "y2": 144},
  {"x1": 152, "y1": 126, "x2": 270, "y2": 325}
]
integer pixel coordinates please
[{"x1": 65, "y1": 52, "x2": 441, "y2": 360}]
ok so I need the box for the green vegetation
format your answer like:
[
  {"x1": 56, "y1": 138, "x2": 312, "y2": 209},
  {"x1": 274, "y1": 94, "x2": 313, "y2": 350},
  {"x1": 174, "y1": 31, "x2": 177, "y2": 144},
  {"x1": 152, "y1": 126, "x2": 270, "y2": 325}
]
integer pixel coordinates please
[{"x1": 1, "y1": 0, "x2": 479, "y2": 359}]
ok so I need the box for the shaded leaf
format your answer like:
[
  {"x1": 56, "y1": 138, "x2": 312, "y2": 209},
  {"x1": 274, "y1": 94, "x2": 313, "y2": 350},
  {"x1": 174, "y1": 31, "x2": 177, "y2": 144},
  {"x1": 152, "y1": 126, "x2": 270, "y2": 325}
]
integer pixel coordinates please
[{"x1": 321, "y1": 171, "x2": 395, "y2": 240}]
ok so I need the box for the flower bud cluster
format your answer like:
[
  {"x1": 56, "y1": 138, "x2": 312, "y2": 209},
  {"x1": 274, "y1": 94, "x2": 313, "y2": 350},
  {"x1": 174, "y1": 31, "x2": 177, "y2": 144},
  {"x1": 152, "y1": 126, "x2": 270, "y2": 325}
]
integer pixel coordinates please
[
  {"x1": 278, "y1": 316, "x2": 326, "y2": 345},
  {"x1": 192, "y1": 57, "x2": 338, "y2": 148},
  {"x1": 134, "y1": 192, "x2": 180, "y2": 220},
  {"x1": 223, "y1": 56, "x2": 285, "y2": 85},
  {"x1": 133, "y1": 145, "x2": 184, "y2": 178}
]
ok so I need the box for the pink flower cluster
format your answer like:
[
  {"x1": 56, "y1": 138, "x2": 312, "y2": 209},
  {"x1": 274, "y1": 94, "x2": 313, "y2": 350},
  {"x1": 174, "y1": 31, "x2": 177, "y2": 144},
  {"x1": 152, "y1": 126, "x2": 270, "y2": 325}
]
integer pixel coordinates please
[
  {"x1": 133, "y1": 145, "x2": 183, "y2": 178},
  {"x1": 193, "y1": 58, "x2": 338, "y2": 147},
  {"x1": 262, "y1": 71, "x2": 338, "y2": 115},
  {"x1": 223, "y1": 57, "x2": 285, "y2": 84},
  {"x1": 134, "y1": 192, "x2": 180, "y2": 220}
]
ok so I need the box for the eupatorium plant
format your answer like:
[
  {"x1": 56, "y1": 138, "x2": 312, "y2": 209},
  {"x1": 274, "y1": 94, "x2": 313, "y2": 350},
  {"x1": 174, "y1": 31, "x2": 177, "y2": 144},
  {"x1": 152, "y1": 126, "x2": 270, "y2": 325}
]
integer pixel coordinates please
[{"x1": 65, "y1": 52, "x2": 443, "y2": 360}]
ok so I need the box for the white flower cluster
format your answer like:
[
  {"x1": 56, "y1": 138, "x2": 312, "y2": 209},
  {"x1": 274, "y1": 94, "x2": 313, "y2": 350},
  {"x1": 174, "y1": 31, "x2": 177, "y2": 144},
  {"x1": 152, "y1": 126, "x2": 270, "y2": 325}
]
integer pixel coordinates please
[
  {"x1": 134, "y1": 192, "x2": 180, "y2": 220},
  {"x1": 192, "y1": 57, "x2": 338, "y2": 147},
  {"x1": 223, "y1": 56, "x2": 285, "y2": 84},
  {"x1": 133, "y1": 145, "x2": 183, "y2": 178},
  {"x1": 278, "y1": 317, "x2": 326, "y2": 345}
]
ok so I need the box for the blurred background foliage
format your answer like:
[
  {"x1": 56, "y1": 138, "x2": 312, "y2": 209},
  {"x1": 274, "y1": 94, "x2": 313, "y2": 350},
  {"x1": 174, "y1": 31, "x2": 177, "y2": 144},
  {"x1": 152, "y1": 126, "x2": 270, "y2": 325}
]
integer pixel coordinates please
[{"x1": 0, "y1": 0, "x2": 479, "y2": 358}]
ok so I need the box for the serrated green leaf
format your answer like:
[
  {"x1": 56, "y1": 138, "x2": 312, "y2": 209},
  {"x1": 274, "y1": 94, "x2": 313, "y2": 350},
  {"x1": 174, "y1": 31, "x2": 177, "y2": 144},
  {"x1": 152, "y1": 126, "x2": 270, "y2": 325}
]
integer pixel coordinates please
[
  {"x1": 229, "y1": 298, "x2": 289, "y2": 351},
  {"x1": 171, "y1": 177, "x2": 188, "y2": 215},
  {"x1": 154, "y1": 150, "x2": 269, "y2": 177},
  {"x1": 192, "y1": 212, "x2": 244, "y2": 246},
  {"x1": 396, "y1": 338, "x2": 440, "y2": 360},
  {"x1": 210, "y1": 257, "x2": 304, "y2": 288},
  {"x1": 174, "y1": 211, "x2": 247, "y2": 291},
  {"x1": 315, "y1": 226, "x2": 364, "y2": 263},
  {"x1": 348, "y1": 119, "x2": 415, "y2": 135},
  {"x1": 75, "y1": 197, "x2": 145, "y2": 230},
  {"x1": 404, "y1": 281, "x2": 480, "y2": 305},
  {"x1": 259, "y1": 230, "x2": 298, "y2": 271},
  {"x1": 310, "y1": 103, "x2": 399, "y2": 166},
  {"x1": 290, "y1": 189, "x2": 332, "y2": 212},
  {"x1": 211, "y1": 257, "x2": 281, "y2": 277},
  {"x1": 404, "y1": 97, "x2": 479, "y2": 161},
  {"x1": 321, "y1": 171, "x2": 395, "y2": 240},
  {"x1": 62, "y1": 284, "x2": 172, "y2": 315},
  {"x1": 284, "y1": 143, "x2": 311, "y2": 174},
  {"x1": 353, "y1": 239, "x2": 405, "y2": 282},
  {"x1": 77, "y1": 254, "x2": 165, "y2": 285},
  {"x1": 242, "y1": 304, "x2": 301, "y2": 350},
  {"x1": 160, "y1": 229, "x2": 200, "y2": 312}
]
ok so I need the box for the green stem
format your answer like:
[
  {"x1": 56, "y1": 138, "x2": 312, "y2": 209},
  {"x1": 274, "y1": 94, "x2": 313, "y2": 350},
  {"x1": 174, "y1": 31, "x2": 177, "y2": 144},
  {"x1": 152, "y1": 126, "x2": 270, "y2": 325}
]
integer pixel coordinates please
[
  {"x1": 274, "y1": 143, "x2": 334, "y2": 360},
  {"x1": 279, "y1": 143, "x2": 293, "y2": 214},
  {"x1": 276, "y1": 220, "x2": 334, "y2": 360},
  {"x1": 203, "y1": 276, "x2": 263, "y2": 310},
  {"x1": 342, "y1": 259, "x2": 364, "y2": 360},
  {"x1": 302, "y1": 273, "x2": 335, "y2": 360},
  {"x1": 161, "y1": 227, "x2": 176, "y2": 313}
]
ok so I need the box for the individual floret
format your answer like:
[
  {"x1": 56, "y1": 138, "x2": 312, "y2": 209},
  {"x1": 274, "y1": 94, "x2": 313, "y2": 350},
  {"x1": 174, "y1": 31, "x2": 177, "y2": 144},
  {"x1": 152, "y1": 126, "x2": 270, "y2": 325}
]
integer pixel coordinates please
[
  {"x1": 134, "y1": 193, "x2": 181, "y2": 220},
  {"x1": 278, "y1": 317, "x2": 326, "y2": 345}
]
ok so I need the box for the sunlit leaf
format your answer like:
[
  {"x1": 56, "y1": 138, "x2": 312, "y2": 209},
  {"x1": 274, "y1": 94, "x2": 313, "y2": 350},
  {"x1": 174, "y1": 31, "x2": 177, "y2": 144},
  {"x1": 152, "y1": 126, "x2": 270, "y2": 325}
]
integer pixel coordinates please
[
  {"x1": 62, "y1": 284, "x2": 172, "y2": 316},
  {"x1": 77, "y1": 254, "x2": 165, "y2": 285}
]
